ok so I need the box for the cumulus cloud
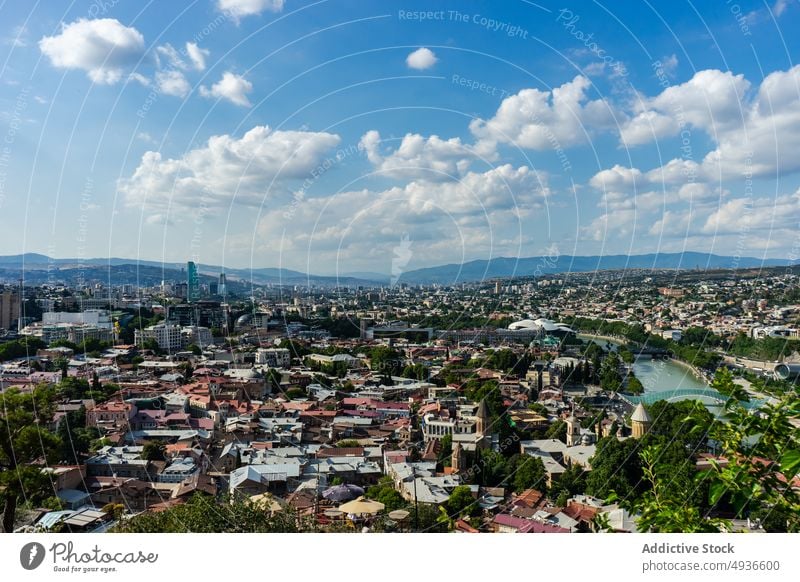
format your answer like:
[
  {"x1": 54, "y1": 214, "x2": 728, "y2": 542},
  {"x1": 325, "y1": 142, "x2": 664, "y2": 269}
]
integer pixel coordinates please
[
  {"x1": 614, "y1": 65, "x2": 800, "y2": 182},
  {"x1": 119, "y1": 125, "x2": 341, "y2": 209},
  {"x1": 200, "y1": 72, "x2": 253, "y2": 106},
  {"x1": 406, "y1": 47, "x2": 438, "y2": 70},
  {"x1": 621, "y1": 69, "x2": 750, "y2": 147},
  {"x1": 359, "y1": 130, "x2": 478, "y2": 180},
  {"x1": 156, "y1": 43, "x2": 187, "y2": 70},
  {"x1": 185, "y1": 42, "x2": 209, "y2": 71},
  {"x1": 469, "y1": 75, "x2": 617, "y2": 151},
  {"x1": 589, "y1": 165, "x2": 643, "y2": 191},
  {"x1": 156, "y1": 70, "x2": 190, "y2": 98},
  {"x1": 249, "y1": 164, "x2": 549, "y2": 271},
  {"x1": 702, "y1": 189, "x2": 800, "y2": 235},
  {"x1": 218, "y1": 0, "x2": 284, "y2": 19},
  {"x1": 39, "y1": 18, "x2": 145, "y2": 84}
]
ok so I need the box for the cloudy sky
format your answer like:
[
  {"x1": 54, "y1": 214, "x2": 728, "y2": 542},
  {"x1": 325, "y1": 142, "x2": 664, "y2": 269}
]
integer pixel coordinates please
[{"x1": 1, "y1": 0, "x2": 799, "y2": 275}]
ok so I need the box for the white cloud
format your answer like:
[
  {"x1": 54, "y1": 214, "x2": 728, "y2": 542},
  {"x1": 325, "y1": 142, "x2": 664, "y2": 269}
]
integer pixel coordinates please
[
  {"x1": 156, "y1": 70, "x2": 190, "y2": 98},
  {"x1": 647, "y1": 209, "x2": 693, "y2": 237},
  {"x1": 676, "y1": 182, "x2": 720, "y2": 202},
  {"x1": 156, "y1": 43, "x2": 187, "y2": 70},
  {"x1": 644, "y1": 158, "x2": 704, "y2": 185},
  {"x1": 615, "y1": 66, "x2": 800, "y2": 179},
  {"x1": 217, "y1": 0, "x2": 284, "y2": 19},
  {"x1": 406, "y1": 48, "x2": 438, "y2": 70},
  {"x1": 659, "y1": 54, "x2": 679, "y2": 77},
  {"x1": 39, "y1": 18, "x2": 145, "y2": 84},
  {"x1": 145, "y1": 213, "x2": 173, "y2": 226},
  {"x1": 469, "y1": 75, "x2": 617, "y2": 151},
  {"x1": 621, "y1": 69, "x2": 750, "y2": 147},
  {"x1": 586, "y1": 62, "x2": 800, "y2": 249},
  {"x1": 619, "y1": 110, "x2": 677, "y2": 146},
  {"x1": 773, "y1": 0, "x2": 792, "y2": 16},
  {"x1": 249, "y1": 164, "x2": 549, "y2": 271},
  {"x1": 359, "y1": 131, "x2": 478, "y2": 180},
  {"x1": 120, "y1": 125, "x2": 341, "y2": 209},
  {"x1": 702, "y1": 190, "x2": 800, "y2": 235},
  {"x1": 127, "y1": 72, "x2": 151, "y2": 87},
  {"x1": 136, "y1": 131, "x2": 156, "y2": 144},
  {"x1": 185, "y1": 42, "x2": 209, "y2": 71},
  {"x1": 589, "y1": 165, "x2": 643, "y2": 191},
  {"x1": 200, "y1": 72, "x2": 253, "y2": 106},
  {"x1": 5, "y1": 25, "x2": 28, "y2": 47}
]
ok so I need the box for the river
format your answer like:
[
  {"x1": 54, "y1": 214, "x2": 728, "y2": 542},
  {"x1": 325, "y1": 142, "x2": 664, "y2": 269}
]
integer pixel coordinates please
[{"x1": 577, "y1": 334, "x2": 722, "y2": 412}]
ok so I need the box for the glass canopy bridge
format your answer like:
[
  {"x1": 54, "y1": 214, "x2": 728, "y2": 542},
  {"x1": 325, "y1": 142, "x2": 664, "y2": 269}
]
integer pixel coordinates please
[{"x1": 618, "y1": 388, "x2": 764, "y2": 409}]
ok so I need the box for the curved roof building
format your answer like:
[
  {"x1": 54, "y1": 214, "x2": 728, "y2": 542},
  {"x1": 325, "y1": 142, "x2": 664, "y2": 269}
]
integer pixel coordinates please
[{"x1": 508, "y1": 318, "x2": 575, "y2": 335}]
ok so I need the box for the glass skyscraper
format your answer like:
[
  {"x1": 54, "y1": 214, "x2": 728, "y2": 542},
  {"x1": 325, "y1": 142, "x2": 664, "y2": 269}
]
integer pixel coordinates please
[{"x1": 187, "y1": 261, "x2": 200, "y2": 302}]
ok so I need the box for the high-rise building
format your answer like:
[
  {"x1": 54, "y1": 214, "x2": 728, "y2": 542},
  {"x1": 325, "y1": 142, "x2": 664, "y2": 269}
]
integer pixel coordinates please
[
  {"x1": 218, "y1": 273, "x2": 227, "y2": 296},
  {"x1": 187, "y1": 261, "x2": 200, "y2": 302},
  {"x1": 0, "y1": 288, "x2": 21, "y2": 330}
]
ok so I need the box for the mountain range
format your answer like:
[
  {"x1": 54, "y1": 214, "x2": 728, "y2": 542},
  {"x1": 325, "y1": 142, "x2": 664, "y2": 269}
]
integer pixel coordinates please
[{"x1": 0, "y1": 252, "x2": 795, "y2": 287}]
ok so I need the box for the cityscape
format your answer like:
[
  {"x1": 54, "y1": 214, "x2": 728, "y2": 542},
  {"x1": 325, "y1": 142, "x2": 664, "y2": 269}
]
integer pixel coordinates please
[
  {"x1": 0, "y1": 0, "x2": 799, "y2": 548},
  {"x1": 0, "y1": 256, "x2": 798, "y2": 534}
]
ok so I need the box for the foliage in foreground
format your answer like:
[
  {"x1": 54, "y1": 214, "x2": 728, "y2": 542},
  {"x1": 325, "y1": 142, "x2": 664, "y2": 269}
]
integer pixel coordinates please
[
  {"x1": 114, "y1": 494, "x2": 313, "y2": 533},
  {"x1": 623, "y1": 370, "x2": 800, "y2": 532}
]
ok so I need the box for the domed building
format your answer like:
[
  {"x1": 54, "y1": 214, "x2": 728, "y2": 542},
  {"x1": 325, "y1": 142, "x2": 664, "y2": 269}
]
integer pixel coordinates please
[{"x1": 630, "y1": 403, "x2": 652, "y2": 439}]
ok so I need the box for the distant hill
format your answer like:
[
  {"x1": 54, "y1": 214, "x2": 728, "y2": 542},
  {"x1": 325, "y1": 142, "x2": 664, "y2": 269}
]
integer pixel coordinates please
[
  {"x1": 0, "y1": 255, "x2": 383, "y2": 287},
  {"x1": 0, "y1": 251, "x2": 795, "y2": 287},
  {"x1": 395, "y1": 252, "x2": 798, "y2": 284}
]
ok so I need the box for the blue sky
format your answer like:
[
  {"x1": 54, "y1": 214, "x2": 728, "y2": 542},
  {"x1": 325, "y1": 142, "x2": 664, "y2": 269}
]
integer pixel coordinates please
[{"x1": 1, "y1": 0, "x2": 799, "y2": 276}]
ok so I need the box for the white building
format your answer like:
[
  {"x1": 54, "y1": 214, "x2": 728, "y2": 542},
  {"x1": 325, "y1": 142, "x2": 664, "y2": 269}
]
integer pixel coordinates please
[
  {"x1": 43, "y1": 309, "x2": 113, "y2": 328},
  {"x1": 660, "y1": 329, "x2": 682, "y2": 341},
  {"x1": 135, "y1": 323, "x2": 183, "y2": 351},
  {"x1": 256, "y1": 348, "x2": 291, "y2": 367}
]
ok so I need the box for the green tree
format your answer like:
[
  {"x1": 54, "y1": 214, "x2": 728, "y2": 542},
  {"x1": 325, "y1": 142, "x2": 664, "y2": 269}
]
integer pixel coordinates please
[
  {"x1": 142, "y1": 441, "x2": 166, "y2": 461},
  {"x1": 437, "y1": 434, "x2": 453, "y2": 467},
  {"x1": 57, "y1": 406, "x2": 98, "y2": 464},
  {"x1": 626, "y1": 374, "x2": 644, "y2": 395},
  {"x1": 618, "y1": 347, "x2": 635, "y2": 364},
  {"x1": 366, "y1": 478, "x2": 407, "y2": 512},
  {"x1": 710, "y1": 367, "x2": 749, "y2": 402},
  {"x1": 647, "y1": 400, "x2": 713, "y2": 451},
  {"x1": 114, "y1": 493, "x2": 309, "y2": 532},
  {"x1": 586, "y1": 437, "x2": 644, "y2": 501},
  {"x1": 623, "y1": 445, "x2": 724, "y2": 532},
  {"x1": 511, "y1": 454, "x2": 548, "y2": 493},
  {"x1": 446, "y1": 485, "x2": 480, "y2": 518},
  {"x1": 599, "y1": 351, "x2": 622, "y2": 392},
  {"x1": 0, "y1": 386, "x2": 60, "y2": 532},
  {"x1": 550, "y1": 464, "x2": 587, "y2": 502},
  {"x1": 285, "y1": 387, "x2": 305, "y2": 399},
  {"x1": 545, "y1": 420, "x2": 567, "y2": 443},
  {"x1": 335, "y1": 439, "x2": 361, "y2": 448},
  {"x1": 695, "y1": 390, "x2": 800, "y2": 531},
  {"x1": 141, "y1": 338, "x2": 161, "y2": 353},
  {"x1": 527, "y1": 402, "x2": 548, "y2": 415}
]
